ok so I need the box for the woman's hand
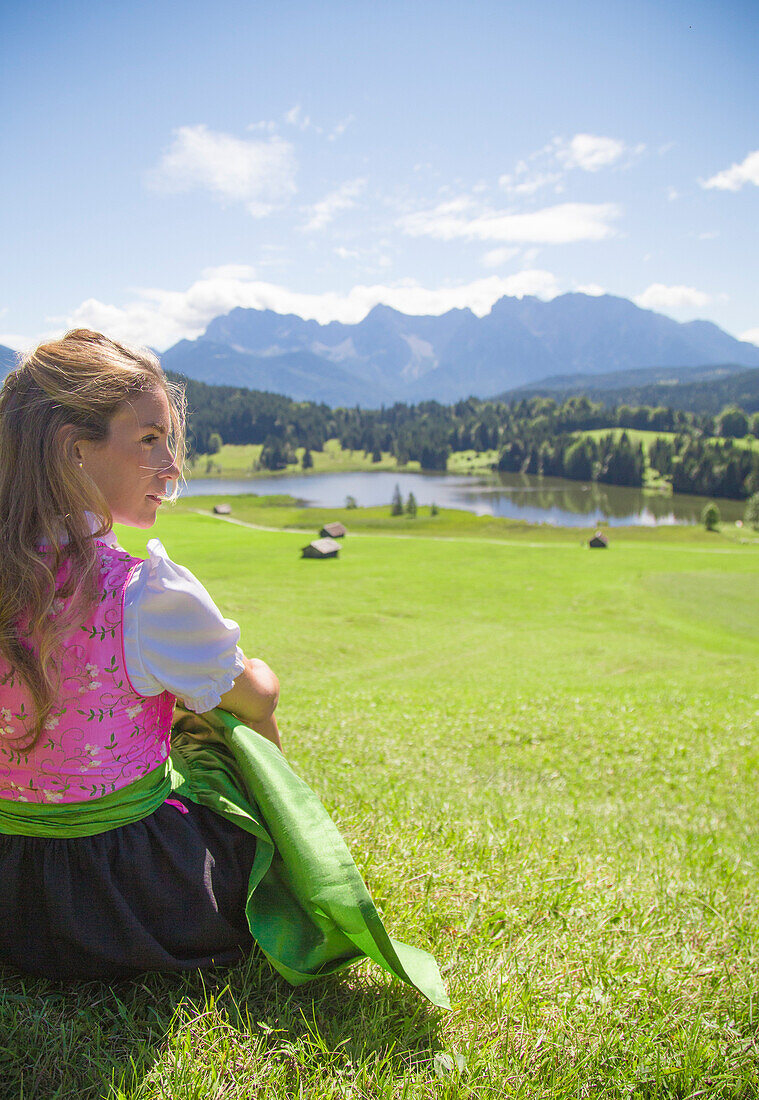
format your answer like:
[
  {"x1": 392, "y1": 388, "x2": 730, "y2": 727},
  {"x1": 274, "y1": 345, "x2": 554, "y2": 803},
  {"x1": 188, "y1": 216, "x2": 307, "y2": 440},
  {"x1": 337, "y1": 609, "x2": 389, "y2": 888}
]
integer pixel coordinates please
[{"x1": 218, "y1": 657, "x2": 282, "y2": 751}]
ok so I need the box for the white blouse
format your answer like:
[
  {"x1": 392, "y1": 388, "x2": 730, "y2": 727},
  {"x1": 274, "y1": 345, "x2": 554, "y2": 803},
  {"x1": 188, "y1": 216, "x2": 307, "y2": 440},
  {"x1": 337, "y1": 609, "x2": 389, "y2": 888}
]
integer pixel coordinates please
[{"x1": 101, "y1": 530, "x2": 245, "y2": 712}]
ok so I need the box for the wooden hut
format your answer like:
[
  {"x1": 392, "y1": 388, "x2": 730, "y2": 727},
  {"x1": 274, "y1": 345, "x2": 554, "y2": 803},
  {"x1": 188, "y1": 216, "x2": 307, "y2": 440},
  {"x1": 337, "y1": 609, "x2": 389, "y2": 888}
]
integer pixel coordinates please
[
  {"x1": 320, "y1": 521, "x2": 347, "y2": 538},
  {"x1": 301, "y1": 537, "x2": 340, "y2": 559},
  {"x1": 213, "y1": 503, "x2": 232, "y2": 515},
  {"x1": 589, "y1": 531, "x2": 608, "y2": 548}
]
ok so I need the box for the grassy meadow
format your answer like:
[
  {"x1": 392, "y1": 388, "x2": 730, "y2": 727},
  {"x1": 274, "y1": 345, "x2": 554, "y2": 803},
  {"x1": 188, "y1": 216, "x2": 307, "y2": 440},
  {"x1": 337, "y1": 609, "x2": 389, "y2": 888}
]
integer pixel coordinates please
[
  {"x1": 579, "y1": 428, "x2": 759, "y2": 456},
  {"x1": 191, "y1": 439, "x2": 409, "y2": 478},
  {"x1": 2, "y1": 504, "x2": 759, "y2": 1098},
  {"x1": 191, "y1": 441, "x2": 525, "y2": 480}
]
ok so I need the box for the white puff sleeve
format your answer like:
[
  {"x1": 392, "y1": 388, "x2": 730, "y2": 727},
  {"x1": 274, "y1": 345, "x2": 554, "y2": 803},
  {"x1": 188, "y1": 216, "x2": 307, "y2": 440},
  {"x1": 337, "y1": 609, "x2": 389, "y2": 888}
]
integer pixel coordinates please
[{"x1": 122, "y1": 539, "x2": 246, "y2": 712}]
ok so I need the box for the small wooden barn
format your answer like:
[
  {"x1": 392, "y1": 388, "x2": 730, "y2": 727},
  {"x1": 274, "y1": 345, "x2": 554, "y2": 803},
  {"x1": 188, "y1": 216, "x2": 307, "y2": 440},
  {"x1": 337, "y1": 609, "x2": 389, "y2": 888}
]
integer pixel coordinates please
[
  {"x1": 589, "y1": 531, "x2": 608, "y2": 548},
  {"x1": 213, "y1": 503, "x2": 232, "y2": 515},
  {"x1": 301, "y1": 537, "x2": 340, "y2": 559},
  {"x1": 320, "y1": 521, "x2": 347, "y2": 538}
]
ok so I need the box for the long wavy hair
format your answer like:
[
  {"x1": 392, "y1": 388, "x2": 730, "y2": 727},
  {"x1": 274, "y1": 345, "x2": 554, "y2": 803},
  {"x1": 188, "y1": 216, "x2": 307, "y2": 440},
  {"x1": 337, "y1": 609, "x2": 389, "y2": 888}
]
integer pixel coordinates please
[{"x1": 0, "y1": 329, "x2": 186, "y2": 749}]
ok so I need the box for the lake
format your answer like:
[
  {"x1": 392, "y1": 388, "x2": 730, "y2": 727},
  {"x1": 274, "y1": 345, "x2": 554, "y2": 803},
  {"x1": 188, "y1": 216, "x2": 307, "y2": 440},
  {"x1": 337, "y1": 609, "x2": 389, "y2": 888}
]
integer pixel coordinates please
[{"x1": 180, "y1": 470, "x2": 746, "y2": 527}]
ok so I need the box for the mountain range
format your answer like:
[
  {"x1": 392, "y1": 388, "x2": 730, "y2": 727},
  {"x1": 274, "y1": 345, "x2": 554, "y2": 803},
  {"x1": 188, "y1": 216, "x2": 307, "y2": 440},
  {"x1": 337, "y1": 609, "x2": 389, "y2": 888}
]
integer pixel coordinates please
[
  {"x1": 160, "y1": 293, "x2": 759, "y2": 407},
  {"x1": 3, "y1": 293, "x2": 759, "y2": 410}
]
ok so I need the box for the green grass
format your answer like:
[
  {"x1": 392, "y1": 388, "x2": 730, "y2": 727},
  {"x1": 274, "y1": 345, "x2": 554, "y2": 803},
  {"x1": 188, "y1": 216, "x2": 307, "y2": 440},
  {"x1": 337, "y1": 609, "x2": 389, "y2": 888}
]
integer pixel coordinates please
[
  {"x1": 3, "y1": 510, "x2": 759, "y2": 1098},
  {"x1": 173, "y1": 491, "x2": 758, "y2": 546},
  {"x1": 191, "y1": 440, "x2": 499, "y2": 480},
  {"x1": 189, "y1": 439, "x2": 415, "y2": 479},
  {"x1": 446, "y1": 449, "x2": 500, "y2": 473},
  {"x1": 579, "y1": 428, "x2": 759, "y2": 453},
  {"x1": 579, "y1": 428, "x2": 678, "y2": 451}
]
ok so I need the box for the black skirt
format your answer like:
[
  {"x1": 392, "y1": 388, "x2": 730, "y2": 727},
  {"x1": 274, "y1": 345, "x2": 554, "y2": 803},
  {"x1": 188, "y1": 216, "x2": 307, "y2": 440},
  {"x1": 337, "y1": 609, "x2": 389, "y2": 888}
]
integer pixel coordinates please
[{"x1": 0, "y1": 796, "x2": 257, "y2": 981}]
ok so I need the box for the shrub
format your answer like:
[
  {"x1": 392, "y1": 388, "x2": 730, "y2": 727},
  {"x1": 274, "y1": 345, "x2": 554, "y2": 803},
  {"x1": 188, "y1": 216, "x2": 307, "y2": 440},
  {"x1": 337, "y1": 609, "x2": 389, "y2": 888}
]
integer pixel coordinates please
[
  {"x1": 701, "y1": 501, "x2": 720, "y2": 531},
  {"x1": 345, "y1": 495, "x2": 358, "y2": 510},
  {"x1": 207, "y1": 431, "x2": 223, "y2": 455}
]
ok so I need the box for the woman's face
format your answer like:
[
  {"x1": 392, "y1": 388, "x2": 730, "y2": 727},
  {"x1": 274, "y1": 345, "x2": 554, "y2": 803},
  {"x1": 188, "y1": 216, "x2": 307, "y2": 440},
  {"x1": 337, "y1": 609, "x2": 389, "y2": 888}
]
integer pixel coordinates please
[{"x1": 75, "y1": 389, "x2": 180, "y2": 528}]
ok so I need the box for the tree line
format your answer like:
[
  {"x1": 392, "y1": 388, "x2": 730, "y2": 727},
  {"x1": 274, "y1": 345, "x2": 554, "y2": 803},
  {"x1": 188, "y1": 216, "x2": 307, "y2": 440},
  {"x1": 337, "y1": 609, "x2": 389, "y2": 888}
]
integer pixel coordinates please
[{"x1": 171, "y1": 373, "x2": 759, "y2": 500}]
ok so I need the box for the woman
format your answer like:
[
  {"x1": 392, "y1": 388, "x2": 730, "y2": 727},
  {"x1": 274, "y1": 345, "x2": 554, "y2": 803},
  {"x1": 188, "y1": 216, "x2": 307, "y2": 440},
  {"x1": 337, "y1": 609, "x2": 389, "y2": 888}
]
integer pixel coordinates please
[{"x1": 0, "y1": 330, "x2": 447, "y2": 1007}]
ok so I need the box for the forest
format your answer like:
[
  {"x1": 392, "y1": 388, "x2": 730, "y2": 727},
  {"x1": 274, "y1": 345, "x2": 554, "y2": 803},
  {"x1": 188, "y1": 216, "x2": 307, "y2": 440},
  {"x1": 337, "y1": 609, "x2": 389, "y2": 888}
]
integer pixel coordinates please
[{"x1": 172, "y1": 373, "x2": 759, "y2": 501}]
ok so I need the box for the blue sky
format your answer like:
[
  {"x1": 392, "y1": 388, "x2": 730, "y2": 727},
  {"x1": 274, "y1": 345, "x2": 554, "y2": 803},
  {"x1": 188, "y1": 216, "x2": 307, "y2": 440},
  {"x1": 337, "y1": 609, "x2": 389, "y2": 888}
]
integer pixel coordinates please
[{"x1": 2, "y1": 0, "x2": 758, "y2": 351}]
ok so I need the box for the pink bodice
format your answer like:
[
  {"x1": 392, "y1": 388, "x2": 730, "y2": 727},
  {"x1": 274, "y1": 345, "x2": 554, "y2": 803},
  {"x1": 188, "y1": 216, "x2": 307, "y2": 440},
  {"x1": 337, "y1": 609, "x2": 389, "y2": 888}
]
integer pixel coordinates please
[{"x1": 0, "y1": 542, "x2": 175, "y2": 803}]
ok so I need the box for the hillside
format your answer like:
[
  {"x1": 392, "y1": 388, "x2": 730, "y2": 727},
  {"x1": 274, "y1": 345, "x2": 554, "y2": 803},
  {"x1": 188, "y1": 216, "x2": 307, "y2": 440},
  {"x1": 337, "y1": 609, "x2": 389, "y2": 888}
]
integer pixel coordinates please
[
  {"x1": 506, "y1": 364, "x2": 759, "y2": 414},
  {"x1": 161, "y1": 293, "x2": 759, "y2": 407}
]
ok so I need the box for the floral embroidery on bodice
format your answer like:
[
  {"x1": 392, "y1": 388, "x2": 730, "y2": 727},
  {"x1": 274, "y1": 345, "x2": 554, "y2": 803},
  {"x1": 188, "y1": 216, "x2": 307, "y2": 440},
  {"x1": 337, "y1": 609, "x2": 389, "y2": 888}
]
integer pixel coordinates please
[{"x1": 0, "y1": 542, "x2": 175, "y2": 803}]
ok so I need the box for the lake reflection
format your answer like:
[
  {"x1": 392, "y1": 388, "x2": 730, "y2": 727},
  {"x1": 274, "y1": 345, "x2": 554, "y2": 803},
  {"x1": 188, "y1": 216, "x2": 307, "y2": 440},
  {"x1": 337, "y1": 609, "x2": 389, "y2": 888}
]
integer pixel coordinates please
[{"x1": 180, "y1": 470, "x2": 744, "y2": 527}]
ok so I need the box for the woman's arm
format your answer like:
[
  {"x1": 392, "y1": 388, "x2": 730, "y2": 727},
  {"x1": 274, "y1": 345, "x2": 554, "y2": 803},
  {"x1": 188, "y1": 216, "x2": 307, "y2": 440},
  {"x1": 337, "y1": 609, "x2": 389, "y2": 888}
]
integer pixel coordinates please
[{"x1": 218, "y1": 656, "x2": 282, "y2": 751}]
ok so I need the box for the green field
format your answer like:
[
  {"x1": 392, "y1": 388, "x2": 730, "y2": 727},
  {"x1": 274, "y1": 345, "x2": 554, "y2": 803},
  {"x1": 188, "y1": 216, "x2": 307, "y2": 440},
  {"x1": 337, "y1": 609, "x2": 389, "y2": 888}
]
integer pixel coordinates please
[
  {"x1": 3, "y1": 508, "x2": 759, "y2": 1098},
  {"x1": 190, "y1": 441, "x2": 501, "y2": 480},
  {"x1": 174, "y1": 491, "x2": 757, "y2": 546},
  {"x1": 190, "y1": 439, "x2": 413, "y2": 479},
  {"x1": 579, "y1": 427, "x2": 759, "y2": 455}
]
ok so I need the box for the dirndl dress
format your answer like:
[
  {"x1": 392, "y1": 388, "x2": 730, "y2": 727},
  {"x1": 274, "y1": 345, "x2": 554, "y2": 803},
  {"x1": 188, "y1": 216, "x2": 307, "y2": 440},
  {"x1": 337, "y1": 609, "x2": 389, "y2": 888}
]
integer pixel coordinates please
[{"x1": 0, "y1": 709, "x2": 449, "y2": 1009}]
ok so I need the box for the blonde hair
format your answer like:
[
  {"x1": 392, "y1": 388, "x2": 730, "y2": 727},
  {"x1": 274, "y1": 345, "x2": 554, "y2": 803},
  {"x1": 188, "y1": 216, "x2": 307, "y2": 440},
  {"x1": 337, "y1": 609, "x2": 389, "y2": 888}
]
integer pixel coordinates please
[{"x1": 0, "y1": 329, "x2": 186, "y2": 748}]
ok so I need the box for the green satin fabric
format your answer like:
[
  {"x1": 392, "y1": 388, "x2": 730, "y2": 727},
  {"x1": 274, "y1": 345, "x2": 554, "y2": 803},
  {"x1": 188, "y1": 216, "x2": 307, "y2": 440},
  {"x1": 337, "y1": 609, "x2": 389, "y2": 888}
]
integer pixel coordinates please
[
  {"x1": 0, "y1": 762, "x2": 171, "y2": 837},
  {"x1": 169, "y1": 710, "x2": 450, "y2": 1009}
]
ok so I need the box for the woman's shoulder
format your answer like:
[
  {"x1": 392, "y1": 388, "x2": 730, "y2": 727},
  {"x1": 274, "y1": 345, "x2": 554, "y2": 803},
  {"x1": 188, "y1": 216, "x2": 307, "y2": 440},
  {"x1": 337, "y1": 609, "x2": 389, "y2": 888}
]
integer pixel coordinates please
[
  {"x1": 121, "y1": 539, "x2": 244, "y2": 712},
  {"x1": 126, "y1": 539, "x2": 217, "y2": 606},
  {"x1": 124, "y1": 538, "x2": 241, "y2": 649}
]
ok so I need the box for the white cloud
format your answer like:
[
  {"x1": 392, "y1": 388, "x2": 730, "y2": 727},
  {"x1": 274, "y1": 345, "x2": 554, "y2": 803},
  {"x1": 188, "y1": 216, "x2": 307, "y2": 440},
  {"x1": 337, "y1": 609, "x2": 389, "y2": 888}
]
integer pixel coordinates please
[
  {"x1": 302, "y1": 178, "x2": 367, "y2": 232},
  {"x1": 701, "y1": 149, "x2": 759, "y2": 191},
  {"x1": 556, "y1": 134, "x2": 627, "y2": 172},
  {"x1": 498, "y1": 133, "x2": 639, "y2": 197},
  {"x1": 667, "y1": 186, "x2": 679, "y2": 201},
  {"x1": 482, "y1": 246, "x2": 520, "y2": 268},
  {"x1": 201, "y1": 263, "x2": 257, "y2": 280},
  {"x1": 574, "y1": 283, "x2": 606, "y2": 296},
  {"x1": 146, "y1": 125, "x2": 296, "y2": 216},
  {"x1": 634, "y1": 283, "x2": 711, "y2": 312},
  {"x1": 247, "y1": 120, "x2": 278, "y2": 134},
  {"x1": 399, "y1": 200, "x2": 620, "y2": 244},
  {"x1": 0, "y1": 334, "x2": 26, "y2": 352},
  {"x1": 57, "y1": 269, "x2": 561, "y2": 350},
  {"x1": 739, "y1": 327, "x2": 759, "y2": 347},
  {"x1": 498, "y1": 170, "x2": 563, "y2": 196},
  {"x1": 284, "y1": 104, "x2": 310, "y2": 130},
  {"x1": 328, "y1": 114, "x2": 355, "y2": 142},
  {"x1": 0, "y1": 311, "x2": 25, "y2": 349}
]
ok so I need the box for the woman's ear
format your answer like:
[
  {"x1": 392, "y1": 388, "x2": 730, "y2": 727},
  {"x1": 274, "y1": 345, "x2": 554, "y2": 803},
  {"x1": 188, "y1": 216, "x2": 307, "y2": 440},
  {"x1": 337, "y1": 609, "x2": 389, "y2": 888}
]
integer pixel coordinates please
[{"x1": 55, "y1": 424, "x2": 85, "y2": 468}]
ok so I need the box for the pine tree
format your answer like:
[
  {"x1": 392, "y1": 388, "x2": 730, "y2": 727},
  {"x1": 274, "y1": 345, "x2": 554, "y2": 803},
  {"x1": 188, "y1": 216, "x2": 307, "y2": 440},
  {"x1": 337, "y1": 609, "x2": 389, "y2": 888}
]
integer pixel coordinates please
[
  {"x1": 391, "y1": 484, "x2": 403, "y2": 516},
  {"x1": 702, "y1": 501, "x2": 720, "y2": 531}
]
